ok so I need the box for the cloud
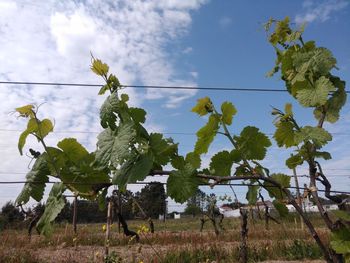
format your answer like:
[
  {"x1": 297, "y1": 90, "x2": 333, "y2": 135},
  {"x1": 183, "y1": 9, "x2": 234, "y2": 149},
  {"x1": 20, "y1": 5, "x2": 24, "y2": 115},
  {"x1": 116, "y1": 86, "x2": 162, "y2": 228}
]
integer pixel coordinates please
[
  {"x1": 0, "y1": 0, "x2": 208, "y2": 206},
  {"x1": 295, "y1": 0, "x2": 349, "y2": 24},
  {"x1": 219, "y1": 16, "x2": 232, "y2": 28}
]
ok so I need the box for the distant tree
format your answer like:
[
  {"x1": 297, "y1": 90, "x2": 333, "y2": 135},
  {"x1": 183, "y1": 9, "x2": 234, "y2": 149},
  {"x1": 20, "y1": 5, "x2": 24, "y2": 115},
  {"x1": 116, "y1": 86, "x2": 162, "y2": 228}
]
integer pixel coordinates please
[
  {"x1": 135, "y1": 182, "x2": 166, "y2": 219},
  {"x1": 1, "y1": 201, "x2": 24, "y2": 223},
  {"x1": 184, "y1": 189, "x2": 207, "y2": 217}
]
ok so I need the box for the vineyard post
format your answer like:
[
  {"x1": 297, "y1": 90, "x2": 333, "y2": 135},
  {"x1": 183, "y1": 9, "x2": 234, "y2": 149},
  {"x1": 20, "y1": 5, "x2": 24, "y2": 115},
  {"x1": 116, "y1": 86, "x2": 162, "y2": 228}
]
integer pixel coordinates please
[
  {"x1": 73, "y1": 195, "x2": 77, "y2": 234},
  {"x1": 239, "y1": 208, "x2": 248, "y2": 263},
  {"x1": 291, "y1": 162, "x2": 303, "y2": 230},
  {"x1": 105, "y1": 198, "x2": 112, "y2": 258}
]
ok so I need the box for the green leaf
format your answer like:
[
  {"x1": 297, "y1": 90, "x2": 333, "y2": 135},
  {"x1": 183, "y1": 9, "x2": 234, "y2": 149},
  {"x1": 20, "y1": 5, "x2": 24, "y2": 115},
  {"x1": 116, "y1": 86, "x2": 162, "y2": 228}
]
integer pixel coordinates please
[
  {"x1": 129, "y1": 107, "x2": 146, "y2": 124},
  {"x1": 330, "y1": 227, "x2": 350, "y2": 254},
  {"x1": 98, "y1": 84, "x2": 109, "y2": 95},
  {"x1": 194, "y1": 114, "x2": 220, "y2": 154},
  {"x1": 221, "y1": 101, "x2": 237, "y2": 125},
  {"x1": 15, "y1": 104, "x2": 35, "y2": 118},
  {"x1": 274, "y1": 121, "x2": 296, "y2": 148},
  {"x1": 36, "y1": 119, "x2": 53, "y2": 139},
  {"x1": 185, "y1": 152, "x2": 201, "y2": 169},
  {"x1": 171, "y1": 155, "x2": 185, "y2": 170},
  {"x1": 149, "y1": 133, "x2": 178, "y2": 166},
  {"x1": 16, "y1": 154, "x2": 50, "y2": 204},
  {"x1": 95, "y1": 123, "x2": 136, "y2": 168},
  {"x1": 57, "y1": 138, "x2": 89, "y2": 165},
  {"x1": 18, "y1": 118, "x2": 39, "y2": 155},
  {"x1": 296, "y1": 76, "x2": 336, "y2": 107},
  {"x1": 246, "y1": 185, "x2": 259, "y2": 205},
  {"x1": 286, "y1": 154, "x2": 303, "y2": 169},
  {"x1": 191, "y1": 97, "x2": 213, "y2": 116},
  {"x1": 120, "y1": 94, "x2": 129, "y2": 102},
  {"x1": 295, "y1": 126, "x2": 332, "y2": 147},
  {"x1": 100, "y1": 92, "x2": 128, "y2": 130},
  {"x1": 235, "y1": 126, "x2": 271, "y2": 160},
  {"x1": 113, "y1": 152, "x2": 154, "y2": 189},
  {"x1": 273, "y1": 200, "x2": 289, "y2": 217},
  {"x1": 264, "y1": 173, "x2": 290, "y2": 200},
  {"x1": 209, "y1": 150, "x2": 234, "y2": 176},
  {"x1": 314, "y1": 151, "x2": 332, "y2": 160},
  {"x1": 167, "y1": 163, "x2": 200, "y2": 203},
  {"x1": 91, "y1": 58, "x2": 109, "y2": 76},
  {"x1": 314, "y1": 76, "x2": 347, "y2": 123},
  {"x1": 36, "y1": 183, "x2": 66, "y2": 236}
]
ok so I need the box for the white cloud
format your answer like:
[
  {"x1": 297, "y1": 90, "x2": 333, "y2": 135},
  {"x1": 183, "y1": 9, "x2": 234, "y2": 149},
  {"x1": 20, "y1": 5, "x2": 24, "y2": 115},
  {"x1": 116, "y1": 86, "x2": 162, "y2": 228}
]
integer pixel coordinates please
[
  {"x1": 182, "y1": 47, "x2": 193, "y2": 54},
  {"x1": 295, "y1": 0, "x2": 348, "y2": 24},
  {"x1": 0, "y1": 0, "x2": 208, "y2": 206}
]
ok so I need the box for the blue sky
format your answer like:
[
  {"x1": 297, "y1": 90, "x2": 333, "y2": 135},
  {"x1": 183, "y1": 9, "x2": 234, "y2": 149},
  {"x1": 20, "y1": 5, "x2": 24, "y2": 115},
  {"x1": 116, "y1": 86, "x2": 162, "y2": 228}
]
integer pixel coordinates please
[{"x1": 0, "y1": 0, "x2": 349, "y2": 210}]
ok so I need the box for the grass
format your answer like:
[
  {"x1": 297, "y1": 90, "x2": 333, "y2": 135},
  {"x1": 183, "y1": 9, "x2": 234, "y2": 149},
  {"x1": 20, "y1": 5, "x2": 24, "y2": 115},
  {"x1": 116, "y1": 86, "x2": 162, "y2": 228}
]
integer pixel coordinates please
[{"x1": 0, "y1": 214, "x2": 328, "y2": 262}]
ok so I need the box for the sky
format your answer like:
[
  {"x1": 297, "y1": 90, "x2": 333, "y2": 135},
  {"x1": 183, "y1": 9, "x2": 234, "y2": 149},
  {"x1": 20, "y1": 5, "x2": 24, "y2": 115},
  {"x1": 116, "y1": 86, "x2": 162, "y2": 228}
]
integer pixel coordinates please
[{"x1": 0, "y1": 0, "x2": 349, "y2": 211}]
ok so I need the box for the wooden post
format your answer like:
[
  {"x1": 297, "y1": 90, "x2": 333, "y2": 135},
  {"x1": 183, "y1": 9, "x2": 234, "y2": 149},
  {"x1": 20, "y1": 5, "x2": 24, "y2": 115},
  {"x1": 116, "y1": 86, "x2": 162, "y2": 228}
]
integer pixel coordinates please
[
  {"x1": 105, "y1": 199, "x2": 112, "y2": 258},
  {"x1": 118, "y1": 191, "x2": 121, "y2": 234},
  {"x1": 163, "y1": 200, "x2": 167, "y2": 223},
  {"x1": 239, "y1": 208, "x2": 248, "y2": 263},
  {"x1": 291, "y1": 160, "x2": 304, "y2": 230},
  {"x1": 73, "y1": 196, "x2": 77, "y2": 234}
]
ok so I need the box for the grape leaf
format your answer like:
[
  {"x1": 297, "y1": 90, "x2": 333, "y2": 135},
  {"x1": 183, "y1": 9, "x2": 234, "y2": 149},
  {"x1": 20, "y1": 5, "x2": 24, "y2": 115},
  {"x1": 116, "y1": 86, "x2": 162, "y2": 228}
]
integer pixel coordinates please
[
  {"x1": 57, "y1": 138, "x2": 89, "y2": 165},
  {"x1": 36, "y1": 183, "x2": 66, "y2": 236},
  {"x1": 194, "y1": 114, "x2": 220, "y2": 154},
  {"x1": 100, "y1": 92, "x2": 127, "y2": 130},
  {"x1": 274, "y1": 121, "x2": 296, "y2": 148},
  {"x1": 129, "y1": 107, "x2": 146, "y2": 124},
  {"x1": 16, "y1": 154, "x2": 50, "y2": 204},
  {"x1": 149, "y1": 133, "x2": 178, "y2": 166},
  {"x1": 18, "y1": 118, "x2": 39, "y2": 155},
  {"x1": 36, "y1": 119, "x2": 53, "y2": 139},
  {"x1": 273, "y1": 200, "x2": 289, "y2": 217},
  {"x1": 296, "y1": 76, "x2": 336, "y2": 107},
  {"x1": 221, "y1": 101, "x2": 237, "y2": 125},
  {"x1": 185, "y1": 152, "x2": 201, "y2": 169},
  {"x1": 235, "y1": 126, "x2": 271, "y2": 160},
  {"x1": 167, "y1": 163, "x2": 200, "y2": 203},
  {"x1": 192, "y1": 97, "x2": 213, "y2": 116},
  {"x1": 286, "y1": 154, "x2": 303, "y2": 169},
  {"x1": 95, "y1": 123, "x2": 136, "y2": 168},
  {"x1": 91, "y1": 58, "x2": 109, "y2": 76},
  {"x1": 295, "y1": 126, "x2": 332, "y2": 147},
  {"x1": 112, "y1": 152, "x2": 154, "y2": 190},
  {"x1": 209, "y1": 150, "x2": 234, "y2": 176},
  {"x1": 15, "y1": 104, "x2": 35, "y2": 118},
  {"x1": 330, "y1": 227, "x2": 350, "y2": 254},
  {"x1": 246, "y1": 185, "x2": 259, "y2": 205},
  {"x1": 264, "y1": 173, "x2": 290, "y2": 199}
]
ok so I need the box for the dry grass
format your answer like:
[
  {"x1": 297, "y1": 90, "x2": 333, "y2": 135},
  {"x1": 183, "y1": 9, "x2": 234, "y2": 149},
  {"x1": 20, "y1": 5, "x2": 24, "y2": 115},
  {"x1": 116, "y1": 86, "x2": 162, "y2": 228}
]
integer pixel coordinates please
[{"x1": 0, "y1": 215, "x2": 329, "y2": 262}]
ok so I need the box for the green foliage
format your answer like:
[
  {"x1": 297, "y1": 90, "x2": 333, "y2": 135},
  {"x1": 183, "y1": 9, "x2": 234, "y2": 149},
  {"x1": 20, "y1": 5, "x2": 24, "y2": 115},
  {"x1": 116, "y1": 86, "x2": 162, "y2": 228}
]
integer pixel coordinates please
[
  {"x1": 167, "y1": 163, "x2": 200, "y2": 203},
  {"x1": 209, "y1": 150, "x2": 234, "y2": 176},
  {"x1": 294, "y1": 126, "x2": 332, "y2": 147},
  {"x1": 191, "y1": 97, "x2": 213, "y2": 116},
  {"x1": 90, "y1": 58, "x2": 109, "y2": 76},
  {"x1": 36, "y1": 183, "x2": 66, "y2": 236},
  {"x1": 221, "y1": 101, "x2": 237, "y2": 125},
  {"x1": 235, "y1": 126, "x2": 271, "y2": 160},
  {"x1": 285, "y1": 154, "x2": 303, "y2": 169},
  {"x1": 246, "y1": 185, "x2": 259, "y2": 205},
  {"x1": 16, "y1": 154, "x2": 50, "y2": 204},
  {"x1": 264, "y1": 173, "x2": 291, "y2": 200},
  {"x1": 330, "y1": 227, "x2": 350, "y2": 257},
  {"x1": 194, "y1": 114, "x2": 220, "y2": 154},
  {"x1": 149, "y1": 133, "x2": 178, "y2": 167},
  {"x1": 272, "y1": 199, "x2": 289, "y2": 217},
  {"x1": 274, "y1": 121, "x2": 296, "y2": 148},
  {"x1": 15, "y1": 104, "x2": 35, "y2": 118}
]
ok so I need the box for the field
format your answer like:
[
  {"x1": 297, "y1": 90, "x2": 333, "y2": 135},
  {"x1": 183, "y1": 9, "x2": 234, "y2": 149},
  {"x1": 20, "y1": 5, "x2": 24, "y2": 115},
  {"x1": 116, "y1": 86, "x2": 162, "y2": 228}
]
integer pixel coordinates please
[{"x1": 0, "y1": 215, "x2": 329, "y2": 263}]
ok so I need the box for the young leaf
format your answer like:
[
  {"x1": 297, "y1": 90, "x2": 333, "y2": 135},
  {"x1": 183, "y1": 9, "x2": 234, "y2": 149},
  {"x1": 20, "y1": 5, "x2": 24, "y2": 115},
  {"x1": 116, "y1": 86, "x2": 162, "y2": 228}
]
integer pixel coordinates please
[
  {"x1": 15, "y1": 104, "x2": 35, "y2": 118},
  {"x1": 191, "y1": 97, "x2": 213, "y2": 116},
  {"x1": 235, "y1": 126, "x2": 271, "y2": 160},
  {"x1": 36, "y1": 119, "x2": 53, "y2": 139},
  {"x1": 185, "y1": 152, "x2": 201, "y2": 169},
  {"x1": 91, "y1": 58, "x2": 109, "y2": 76},
  {"x1": 221, "y1": 101, "x2": 237, "y2": 125},
  {"x1": 194, "y1": 114, "x2": 220, "y2": 154},
  {"x1": 264, "y1": 173, "x2": 290, "y2": 199},
  {"x1": 209, "y1": 150, "x2": 234, "y2": 176},
  {"x1": 149, "y1": 133, "x2": 178, "y2": 166}
]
